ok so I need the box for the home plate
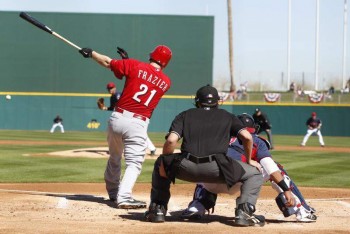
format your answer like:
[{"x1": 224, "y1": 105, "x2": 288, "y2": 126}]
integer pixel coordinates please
[{"x1": 56, "y1": 197, "x2": 68, "y2": 209}]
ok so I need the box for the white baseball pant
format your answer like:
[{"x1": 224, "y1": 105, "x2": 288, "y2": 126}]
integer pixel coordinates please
[
  {"x1": 105, "y1": 111, "x2": 149, "y2": 203},
  {"x1": 301, "y1": 128, "x2": 324, "y2": 146}
]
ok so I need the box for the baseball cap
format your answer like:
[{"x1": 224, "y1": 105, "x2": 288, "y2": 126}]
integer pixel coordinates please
[
  {"x1": 106, "y1": 82, "x2": 116, "y2": 90},
  {"x1": 195, "y1": 85, "x2": 220, "y2": 106},
  {"x1": 312, "y1": 112, "x2": 317, "y2": 116},
  {"x1": 255, "y1": 108, "x2": 261, "y2": 113}
]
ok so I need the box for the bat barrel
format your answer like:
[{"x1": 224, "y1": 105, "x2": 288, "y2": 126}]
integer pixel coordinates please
[{"x1": 19, "y1": 12, "x2": 53, "y2": 34}]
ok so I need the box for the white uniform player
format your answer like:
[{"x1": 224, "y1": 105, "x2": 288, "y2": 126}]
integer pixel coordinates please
[
  {"x1": 79, "y1": 45, "x2": 172, "y2": 208},
  {"x1": 50, "y1": 115, "x2": 64, "y2": 133},
  {"x1": 301, "y1": 112, "x2": 325, "y2": 147}
]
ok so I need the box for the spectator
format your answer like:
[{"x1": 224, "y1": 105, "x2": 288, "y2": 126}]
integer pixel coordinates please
[{"x1": 289, "y1": 82, "x2": 296, "y2": 92}]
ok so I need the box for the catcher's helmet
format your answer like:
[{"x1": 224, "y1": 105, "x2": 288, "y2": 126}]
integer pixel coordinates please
[
  {"x1": 237, "y1": 113, "x2": 258, "y2": 133},
  {"x1": 195, "y1": 85, "x2": 220, "y2": 108},
  {"x1": 106, "y1": 82, "x2": 116, "y2": 90},
  {"x1": 149, "y1": 45, "x2": 172, "y2": 68}
]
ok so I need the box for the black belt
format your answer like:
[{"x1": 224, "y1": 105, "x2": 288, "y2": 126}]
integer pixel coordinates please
[{"x1": 185, "y1": 153, "x2": 216, "y2": 164}]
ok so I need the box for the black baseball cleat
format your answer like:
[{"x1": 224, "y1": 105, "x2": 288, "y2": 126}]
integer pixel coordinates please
[
  {"x1": 233, "y1": 203, "x2": 265, "y2": 227},
  {"x1": 144, "y1": 203, "x2": 167, "y2": 223}
]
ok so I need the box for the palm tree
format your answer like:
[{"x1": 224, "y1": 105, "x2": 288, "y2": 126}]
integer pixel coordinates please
[{"x1": 227, "y1": 0, "x2": 235, "y2": 92}]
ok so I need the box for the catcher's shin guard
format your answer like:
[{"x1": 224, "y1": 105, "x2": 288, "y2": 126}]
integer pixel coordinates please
[
  {"x1": 276, "y1": 163, "x2": 313, "y2": 212},
  {"x1": 275, "y1": 193, "x2": 299, "y2": 217}
]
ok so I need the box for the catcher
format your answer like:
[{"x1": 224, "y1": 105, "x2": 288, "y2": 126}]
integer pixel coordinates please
[{"x1": 181, "y1": 113, "x2": 317, "y2": 222}]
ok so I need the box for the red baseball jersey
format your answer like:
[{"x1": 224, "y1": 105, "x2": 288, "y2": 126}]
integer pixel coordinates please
[{"x1": 110, "y1": 59, "x2": 171, "y2": 118}]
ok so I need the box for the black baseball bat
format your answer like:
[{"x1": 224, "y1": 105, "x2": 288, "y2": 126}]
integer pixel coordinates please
[{"x1": 19, "y1": 12, "x2": 81, "y2": 50}]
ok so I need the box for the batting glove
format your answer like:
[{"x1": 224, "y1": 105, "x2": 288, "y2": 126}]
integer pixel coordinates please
[
  {"x1": 117, "y1": 47, "x2": 128, "y2": 59},
  {"x1": 79, "y1": 48, "x2": 93, "y2": 58}
]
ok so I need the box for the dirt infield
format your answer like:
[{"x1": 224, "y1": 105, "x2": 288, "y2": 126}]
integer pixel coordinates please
[
  {"x1": 1, "y1": 142, "x2": 350, "y2": 233},
  {"x1": 0, "y1": 183, "x2": 349, "y2": 234}
]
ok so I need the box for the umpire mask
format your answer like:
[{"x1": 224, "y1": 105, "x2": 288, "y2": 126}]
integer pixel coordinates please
[{"x1": 195, "y1": 85, "x2": 220, "y2": 108}]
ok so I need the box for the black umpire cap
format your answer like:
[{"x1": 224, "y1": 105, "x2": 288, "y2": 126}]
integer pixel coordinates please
[{"x1": 195, "y1": 84, "x2": 220, "y2": 107}]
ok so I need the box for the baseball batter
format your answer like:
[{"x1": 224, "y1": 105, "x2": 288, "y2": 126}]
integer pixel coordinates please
[
  {"x1": 79, "y1": 45, "x2": 172, "y2": 209},
  {"x1": 301, "y1": 112, "x2": 325, "y2": 147},
  {"x1": 182, "y1": 113, "x2": 317, "y2": 222}
]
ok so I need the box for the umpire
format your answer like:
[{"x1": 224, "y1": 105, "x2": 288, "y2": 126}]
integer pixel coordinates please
[
  {"x1": 253, "y1": 108, "x2": 274, "y2": 149},
  {"x1": 144, "y1": 85, "x2": 265, "y2": 227}
]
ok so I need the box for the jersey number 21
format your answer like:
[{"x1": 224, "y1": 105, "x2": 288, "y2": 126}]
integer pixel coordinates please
[{"x1": 132, "y1": 84, "x2": 157, "y2": 106}]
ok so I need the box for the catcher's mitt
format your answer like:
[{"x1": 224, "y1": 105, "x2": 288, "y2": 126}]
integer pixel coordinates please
[{"x1": 97, "y1": 98, "x2": 107, "y2": 110}]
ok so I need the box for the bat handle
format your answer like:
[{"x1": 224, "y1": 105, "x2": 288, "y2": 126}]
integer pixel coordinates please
[{"x1": 52, "y1": 32, "x2": 81, "y2": 50}]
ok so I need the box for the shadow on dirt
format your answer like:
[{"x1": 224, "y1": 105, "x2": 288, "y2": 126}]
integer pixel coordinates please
[
  {"x1": 45, "y1": 193, "x2": 117, "y2": 208},
  {"x1": 119, "y1": 210, "x2": 235, "y2": 226}
]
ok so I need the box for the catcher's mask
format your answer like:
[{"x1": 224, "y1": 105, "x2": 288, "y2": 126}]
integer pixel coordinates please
[
  {"x1": 149, "y1": 45, "x2": 172, "y2": 68},
  {"x1": 194, "y1": 85, "x2": 220, "y2": 108},
  {"x1": 237, "y1": 113, "x2": 259, "y2": 133}
]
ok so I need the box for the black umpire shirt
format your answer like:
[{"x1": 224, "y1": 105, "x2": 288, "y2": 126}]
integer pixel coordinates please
[{"x1": 169, "y1": 107, "x2": 245, "y2": 156}]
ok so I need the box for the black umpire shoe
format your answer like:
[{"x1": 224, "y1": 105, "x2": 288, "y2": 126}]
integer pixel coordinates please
[
  {"x1": 233, "y1": 203, "x2": 265, "y2": 227},
  {"x1": 144, "y1": 203, "x2": 167, "y2": 223}
]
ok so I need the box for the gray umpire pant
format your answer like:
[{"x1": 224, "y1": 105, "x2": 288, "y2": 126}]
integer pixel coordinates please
[{"x1": 150, "y1": 157, "x2": 263, "y2": 207}]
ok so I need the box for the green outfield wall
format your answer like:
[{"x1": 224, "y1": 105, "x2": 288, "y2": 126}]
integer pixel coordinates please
[
  {"x1": 1, "y1": 12, "x2": 349, "y2": 136},
  {"x1": 0, "y1": 95, "x2": 349, "y2": 136},
  {"x1": 0, "y1": 11, "x2": 213, "y2": 95}
]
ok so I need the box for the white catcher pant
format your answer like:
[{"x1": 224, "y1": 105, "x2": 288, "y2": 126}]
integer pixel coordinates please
[
  {"x1": 105, "y1": 111, "x2": 149, "y2": 203},
  {"x1": 301, "y1": 128, "x2": 324, "y2": 146}
]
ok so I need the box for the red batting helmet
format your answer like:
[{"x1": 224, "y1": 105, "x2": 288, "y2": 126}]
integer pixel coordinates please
[
  {"x1": 149, "y1": 45, "x2": 172, "y2": 68},
  {"x1": 106, "y1": 82, "x2": 116, "y2": 90}
]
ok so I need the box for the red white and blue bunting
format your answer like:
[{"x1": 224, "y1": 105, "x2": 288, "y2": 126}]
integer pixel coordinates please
[
  {"x1": 264, "y1": 93, "x2": 281, "y2": 103},
  {"x1": 308, "y1": 93, "x2": 324, "y2": 103}
]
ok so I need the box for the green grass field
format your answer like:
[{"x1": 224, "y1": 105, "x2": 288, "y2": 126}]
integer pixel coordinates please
[{"x1": 0, "y1": 130, "x2": 349, "y2": 188}]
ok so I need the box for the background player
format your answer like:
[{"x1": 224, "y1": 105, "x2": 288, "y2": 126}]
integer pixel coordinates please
[
  {"x1": 79, "y1": 45, "x2": 172, "y2": 209},
  {"x1": 301, "y1": 112, "x2": 325, "y2": 147},
  {"x1": 253, "y1": 108, "x2": 274, "y2": 149},
  {"x1": 182, "y1": 113, "x2": 317, "y2": 222},
  {"x1": 50, "y1": 115, "x2": 64, "y2": 133}
]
